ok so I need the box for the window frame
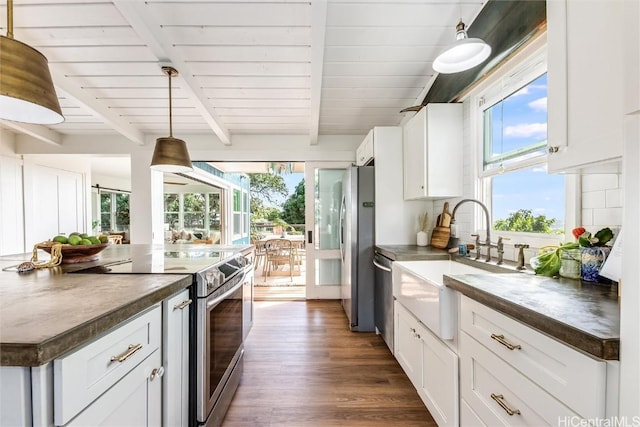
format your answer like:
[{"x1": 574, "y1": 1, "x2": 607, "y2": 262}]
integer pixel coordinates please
[{"x1": 466, "y1": 41, "x2": 577, "y2": 249}]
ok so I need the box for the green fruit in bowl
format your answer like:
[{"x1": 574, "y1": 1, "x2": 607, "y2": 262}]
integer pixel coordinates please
[
  {"x1": 68, "y1": 235, "x2": 82, "y2": 245},
  {"x1": 99, "y1": 235, "x2": 108, "y2": 243},
  {"x1": 80, "y1": 233, "x2": 89, "y2": 239},
  {"x1": 89, "y1": 236, "x2": 101, "y2": 244},
  {"x1": 52, "y1": 235, "x2": 68, "y2": 244},
  {"x1": 79, "y1": 239, "x2": 92, "y2": 245},
  {"x1": 69, "y1": 232, "x2": 81, "y2": 237}
]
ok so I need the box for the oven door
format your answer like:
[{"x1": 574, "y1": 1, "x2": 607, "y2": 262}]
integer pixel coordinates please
[{"x1": 196, "y1": 274, "x2": 244, "y2": 423}]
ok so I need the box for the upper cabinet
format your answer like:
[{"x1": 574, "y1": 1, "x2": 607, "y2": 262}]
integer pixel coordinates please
[
  {"x1": 624, "y1": 0, "x2": 640, "y2": 115},
  {"x1": 356, "y1": 130, "x2": 374, "y2": 166},
  {"x1": 547, "y1": 0, "x2": 625, "y2": 173},
  {"x1": 403, "y1": 104, "x2": 463, "y2": 200}
]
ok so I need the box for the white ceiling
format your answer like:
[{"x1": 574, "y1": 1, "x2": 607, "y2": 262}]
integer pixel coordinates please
[{"x1": 0, "y1": 0, "x2": 487, "y2": 148}]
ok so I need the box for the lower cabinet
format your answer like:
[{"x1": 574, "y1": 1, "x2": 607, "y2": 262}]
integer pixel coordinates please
[
  {"x1": 65, "y1": 350, "x2": 162, "y2": 426},
  {"x1": 394, "y1": 301, "x2": 458, "y2": 427},
  {"x1": 163, "y1": 288, "x2": 191, "y2": 427},
  {"x1": 0, "y1": 287, "x2": 192, "y2": 426},
  {"x1": 459, "y1": 295, "x2": 610, "y2": 425}
]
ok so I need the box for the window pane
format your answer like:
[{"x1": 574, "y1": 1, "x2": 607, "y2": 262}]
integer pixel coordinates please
[
  {"x1": 233, "y1": 213, "x2": 241, "y2": 235},
  {"x1": 315, "y1": 259, "x2": 341, "y2": 286},
  {"x1": 233, "y1": 189, "x2": 241, "y2": 212},
  {"x1": 164, "y1": 194, "x2": 179, "y2": 212},
  {"x1": 314, "y1": 169, "x2": 343, "y2": 250},
  {"x1": 114, "y1": 193, "x2": 129, "y2": 231},
  {"x1": 484, "y1": 74, "x2": 548, "y2": 170},
  {"x1": 165, "y1": 213, "x2": 179, "y2": 229},
  {"x1": 491, "y1": 166, "x2": 564, "y2": 234}
]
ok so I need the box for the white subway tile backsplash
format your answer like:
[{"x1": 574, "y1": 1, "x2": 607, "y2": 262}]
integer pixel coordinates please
[
  {"x1": 605, "y1": 188, "x2": 623, "y2": 207},
  {"x1": 582, "y1": 209, "x2": 594, "y2": 226},
  {"x1": 592, "y1": 207, "x2": 623, "y2": 227},
  {"x1": 582, "y1": 174, "x2": 619, "y2": 192},
  {"x1": 582, "y1": 190, "x2": 606, "y2": 209}
]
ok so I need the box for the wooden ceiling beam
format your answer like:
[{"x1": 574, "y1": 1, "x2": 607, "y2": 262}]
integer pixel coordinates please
[
  {"x1": 113, "y1": 0, "x2": 231, "y2": 146},
  {"x1": 309, "y1": 0, "x2": 327, "y2": 146}
]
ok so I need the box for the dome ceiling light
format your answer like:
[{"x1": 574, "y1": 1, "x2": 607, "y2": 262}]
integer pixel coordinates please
[
  {"x1": 0, "y1": 0, "x2": 64, "y2": 124},
  {"x1": 433, "y1": 20, "x2": 491, "y2": 74},
  {"x1": 150, "y1": 66, "x2": 193, "y2": 173}
]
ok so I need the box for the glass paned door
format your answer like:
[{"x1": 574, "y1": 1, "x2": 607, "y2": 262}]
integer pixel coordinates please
[{"x1": 304, "y1": 162, "x2": 350, "y2": 299}]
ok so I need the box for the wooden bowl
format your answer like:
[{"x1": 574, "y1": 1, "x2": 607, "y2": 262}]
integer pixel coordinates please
[{"x1": 37, "y1": 242, "x2": 109, "y2": 264}]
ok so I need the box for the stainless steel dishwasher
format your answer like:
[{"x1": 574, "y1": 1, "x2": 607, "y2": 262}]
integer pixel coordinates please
[{"x1": 373, "y1": 252, "x2": 393, "y2": 352}]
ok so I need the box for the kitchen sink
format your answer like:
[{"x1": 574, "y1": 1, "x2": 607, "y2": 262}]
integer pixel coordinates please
[{"x1": 392, "y1": 260, "x2": 499, "y2": 340}]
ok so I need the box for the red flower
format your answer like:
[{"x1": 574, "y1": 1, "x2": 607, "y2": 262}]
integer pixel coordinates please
[{"x1": 572, "y1": 227, "x2": 586, "y2": 239}]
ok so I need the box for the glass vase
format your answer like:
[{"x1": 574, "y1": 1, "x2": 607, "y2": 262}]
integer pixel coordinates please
[
  {"x1": 580, "y1": 246, "x2": 611, "y2": 282},
  {"x1": 559, "y1": 248, "x2": 581, "y2": 279}
]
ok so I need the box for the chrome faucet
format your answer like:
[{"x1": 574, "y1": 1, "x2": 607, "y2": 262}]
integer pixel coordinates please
[{"x1": 451, "y1": 199, "x2": 494, "y2": 262}]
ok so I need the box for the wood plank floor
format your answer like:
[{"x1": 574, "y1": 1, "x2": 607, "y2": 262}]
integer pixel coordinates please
[{"x1": 223, "y1": 300, "x2": 436, "y2": 427}]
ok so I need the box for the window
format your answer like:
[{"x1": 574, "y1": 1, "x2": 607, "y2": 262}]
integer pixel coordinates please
[
  {"x1": 164, "y1": 193, "x2": 180, "y2": 230},
  {"x1": 233, "y1": 189, "x2": 242, "y2": 235},
  {"x1": 477, "y1": 57, "x2": 565, "y2": 239},
  {"x1": 100, "y1": 190, "x2": 130, "y2": 232}
]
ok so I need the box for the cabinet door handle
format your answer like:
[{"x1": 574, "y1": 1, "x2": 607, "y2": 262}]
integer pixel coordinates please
[
  {"x1": 173, "y1": 299, "x2": 192, "y2": 310},
  {"x1": 110, "y1": 343, "x2": 143, "y2": 363},
  {"x1": 548, "y1": 146, "x2": 559, "y2": 153},
  {"x1": 491, "y1": 334, "x2": 522, "y2": 350},
  {"x1": 490, "y1": 393, "x2": 521, "y2": 416},
  {"x1": 150, "y1": 366, "x2": 165, "y2": 381}
]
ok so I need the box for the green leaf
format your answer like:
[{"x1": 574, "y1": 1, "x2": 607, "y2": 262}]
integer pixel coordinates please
[{"x1": 594, "y1": 227, "x2": 614, "y2": 246}]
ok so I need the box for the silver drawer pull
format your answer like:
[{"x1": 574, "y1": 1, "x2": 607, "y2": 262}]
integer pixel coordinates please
[
  {"x1": 110, "y1": 343, "x2": 143, "y2": 363},
  {"x1": 491, "y1": 393, "x2": 521, "y2": 416},
  {"x1": 173, "y1": 299, "x2": 192, "y2": 310},
  {"x1": 150, "y1": 366, "x2": 165, "y2": 381},
  {"x1": 491, "y1": 334, "x2": 522, "y2": 350}
]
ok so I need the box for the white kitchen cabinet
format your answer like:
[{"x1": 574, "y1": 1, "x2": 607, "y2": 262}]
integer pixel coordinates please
[
  {"x1": 459, "y1": 295, "x2": 609, "y2": 424},
  {"x1": 163, "y1": 289, "x2": 191, "y2": 427},
  {"x1": 54, "y1": 305, "x2": 162, "y2": 425},
  {"x1": 356, "y1": 130, "x2": 374, "y2": 166},
  {"x1": 624, "y1": 0, "x2": 640, "y2": 115},
  {"x1": 460, "y1": 331, "x2": 580, "y2": 426},
  {"x1": 394, "y1": 301, "x2": 421, "y2": 386},
  {"x1": 394, "y1": 301, "x2": 458, "y2": 427},
  {"x1": 243, "y1": 268, "x2": 254, "y2": 339},
  {"x1": 372, "y1": 126, "x2": 430, "y2": 245},
  {"x1": 547, "y1": 0, "x2": 625, "y2": 172},
  {"x1": 66, "y1": 350, "x2": 162, "y2": 426},
  {"x1": 25, "y1": 163, "x2": 85, "y2": 245},
  {"x1": 403, "y1": 103, "x2": 463, "y2": 200}
]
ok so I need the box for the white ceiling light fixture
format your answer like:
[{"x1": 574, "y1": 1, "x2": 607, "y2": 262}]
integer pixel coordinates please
[
  {"x1": 150, "y1": 66, "x2": 193, "y2": 173},
  {"x1": 0, "y1": 0, "x2": 64, "y2": 124},
  {"x1": 433, "y1": 20, "x2": 491, "y2": 74}
]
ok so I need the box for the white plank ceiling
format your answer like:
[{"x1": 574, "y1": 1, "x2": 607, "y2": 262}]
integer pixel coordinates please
[{"x1": 0, "y1": 0, "x2": 487, "y2": 147}]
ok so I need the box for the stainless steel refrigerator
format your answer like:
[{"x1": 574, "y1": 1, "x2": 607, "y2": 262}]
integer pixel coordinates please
[{"x1": 340, "y1": 165, "x2": 375, "y2": 332}]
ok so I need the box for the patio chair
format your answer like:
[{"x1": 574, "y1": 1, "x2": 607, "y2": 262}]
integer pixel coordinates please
[{"x1": 264, "y1": 238, "x2": 296, "y2": 280}]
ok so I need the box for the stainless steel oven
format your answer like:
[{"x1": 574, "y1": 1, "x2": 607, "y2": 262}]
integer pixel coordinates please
[{"x1": 195, "y1": 254, "x2": 249, "y2": 427}]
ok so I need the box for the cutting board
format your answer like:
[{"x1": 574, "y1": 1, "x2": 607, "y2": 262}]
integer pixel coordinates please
[{"x1": 430, "y1": 203, "x2": 451, "y2": 248}]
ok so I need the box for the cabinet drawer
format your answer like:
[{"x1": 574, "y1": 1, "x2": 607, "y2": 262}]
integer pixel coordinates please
[
  {"x1": 54, "y1": 305, "x2": 161, "y2": 425},
  {"x1": 460, "y1": 331, "x2": 580, "y2": 426},
  {"x1": 460, "y1": 296, "x2": 605, "y2": 419}
]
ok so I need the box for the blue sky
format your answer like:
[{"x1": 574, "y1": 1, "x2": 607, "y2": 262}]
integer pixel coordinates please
[{"x1": 486, "y1": 73, "x2": 565, "y2": 229}]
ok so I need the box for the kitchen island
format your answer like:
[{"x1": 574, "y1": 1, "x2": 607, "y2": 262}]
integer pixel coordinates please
[{"x1": 0, "y1": 246, "x2": 193, "y2": 366}]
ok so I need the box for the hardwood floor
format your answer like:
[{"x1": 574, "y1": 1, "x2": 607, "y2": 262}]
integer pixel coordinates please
[{"x1": 223, "y1": 300, "x2": 436, "y2": 427}]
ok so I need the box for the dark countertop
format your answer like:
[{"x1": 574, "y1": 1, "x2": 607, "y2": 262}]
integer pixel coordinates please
[
  {"x1": 444, "y1": 273, "x2": 620, "y2": 360},
  {"x1": 0, "y1": 243, "x2": 250, "y2": 367},
  {"x1": 375, "y1": 245, "x2": 450, "y2": 261}
]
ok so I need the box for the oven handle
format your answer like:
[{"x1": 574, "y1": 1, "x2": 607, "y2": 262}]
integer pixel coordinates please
[{"x1": 206, "y1": 277, "x2": 244, "y2": 309}]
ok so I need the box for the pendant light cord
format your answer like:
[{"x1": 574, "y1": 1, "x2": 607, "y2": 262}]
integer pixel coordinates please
[
  {"x1": 168, "y1": 71, "x2": 173, "y2": 138},
  {"x1": 7, "y1": 0, "x2": 13, "y2": 38}
]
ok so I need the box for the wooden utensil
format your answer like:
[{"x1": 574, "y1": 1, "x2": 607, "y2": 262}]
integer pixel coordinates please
[
  {"x1": 441, "y1": 202, "x2": 451, "y2": 227},
  {"x1": 430, "y1": 203, "x2": 451, "y2": 248}
]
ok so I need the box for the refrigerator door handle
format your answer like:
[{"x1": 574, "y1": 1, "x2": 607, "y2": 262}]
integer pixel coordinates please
[
  {"x1": 373, "y1": 260, "x2": 391, "y2": 272},
  {"x1": 339, "y1": 195, "x2": 346, "y2": 262}
]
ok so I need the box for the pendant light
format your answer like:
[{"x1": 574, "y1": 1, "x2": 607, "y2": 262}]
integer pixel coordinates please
[
  {"x1": 150, "y1": 66, "x2": 193, "y2": 173},
  {"x1": 0, "y1": 0, "x2": 64, "y2": 124},
  {"x1": 433, "y1": 20, "x2": 491, "y2": 74}
]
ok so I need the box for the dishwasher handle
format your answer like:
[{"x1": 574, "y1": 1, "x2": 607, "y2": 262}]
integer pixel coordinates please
[{"x1": 373, "y1": 259, "x2": 391, "y2": 272}]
